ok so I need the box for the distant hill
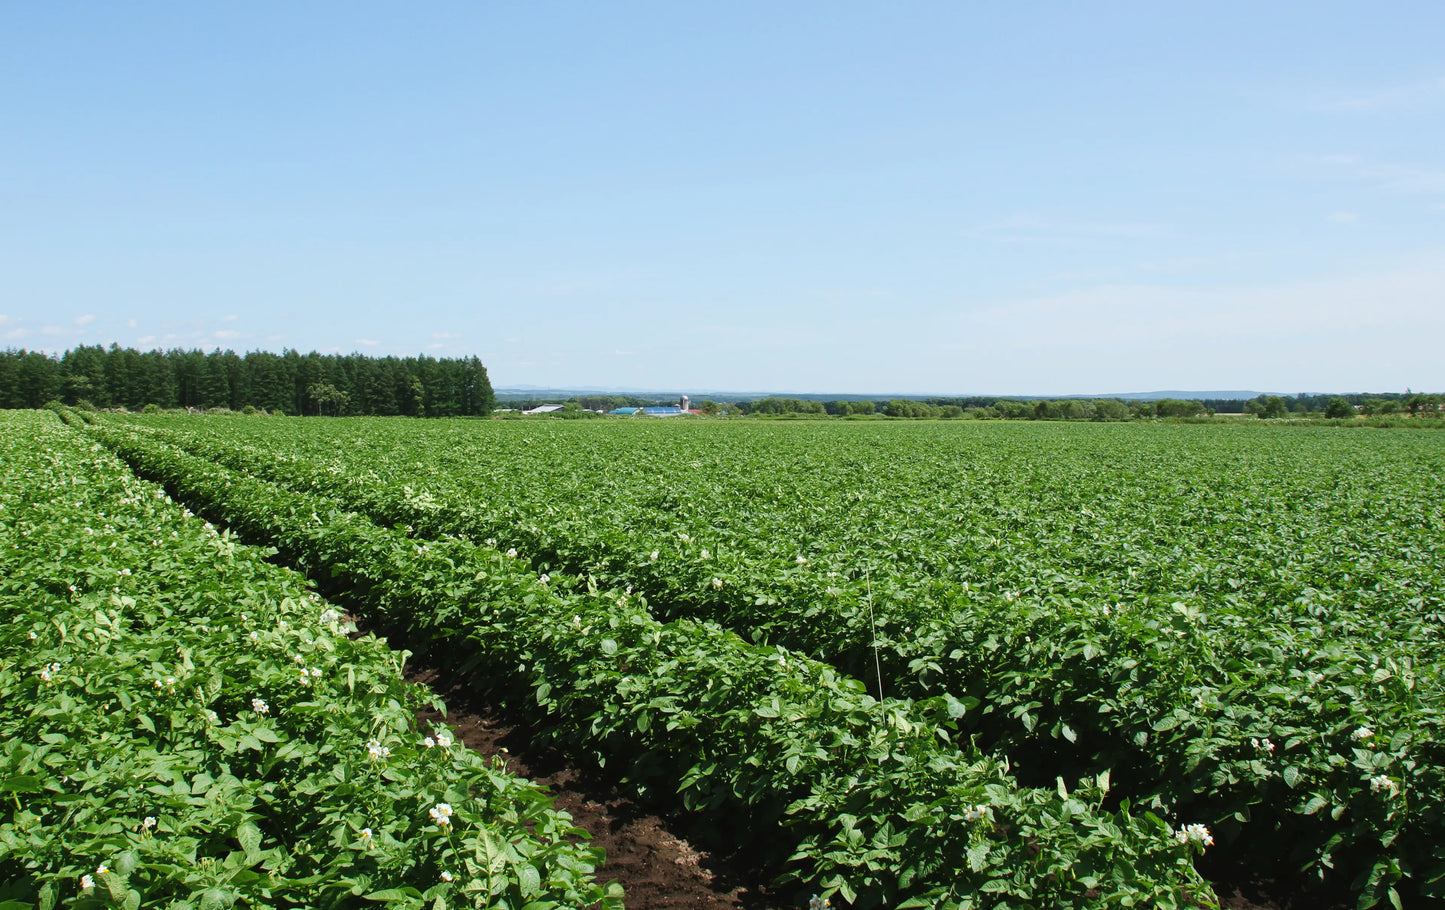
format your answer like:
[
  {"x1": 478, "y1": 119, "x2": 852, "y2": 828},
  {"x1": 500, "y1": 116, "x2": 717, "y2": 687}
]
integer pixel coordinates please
[
  {"x1": 1092, "y1": 390, "x2": 1263, "y2": 401},
  {"x1": 496, "y1": 387, "x2": 1270, "y2": 403},
  {"x1": 496, "y1": 386, "x2": 778, "y2": 401}
]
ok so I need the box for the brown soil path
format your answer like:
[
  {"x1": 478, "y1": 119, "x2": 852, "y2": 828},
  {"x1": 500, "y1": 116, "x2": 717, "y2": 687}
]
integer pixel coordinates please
[{"x1": 408, "y1": 666, "x2": 789, "y2": 910}]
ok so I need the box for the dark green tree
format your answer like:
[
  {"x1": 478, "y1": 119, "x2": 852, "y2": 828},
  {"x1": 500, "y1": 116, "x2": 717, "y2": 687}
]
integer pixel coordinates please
[
  {"x1": 1325, "y1": 397, "x2": 1356, "y2": 419},
  {"x1": 1154, "y1": 399, "x2": 1206, "y2": 418},
  {"x1": 1247, "y1": 396, "x2": 1289, "y2": 419}
]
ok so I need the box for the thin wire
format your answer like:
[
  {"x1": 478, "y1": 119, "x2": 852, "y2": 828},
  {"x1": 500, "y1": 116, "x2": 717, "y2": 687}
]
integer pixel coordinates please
[{"x1": 864, "y1": 564, "x2": 883, "y2": 702}]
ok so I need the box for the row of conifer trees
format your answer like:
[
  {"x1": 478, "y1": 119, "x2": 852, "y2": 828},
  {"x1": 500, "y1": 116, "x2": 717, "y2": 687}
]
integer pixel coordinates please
[{"x1": 0, "y1": 344, "x2": 494, "y2": 417}]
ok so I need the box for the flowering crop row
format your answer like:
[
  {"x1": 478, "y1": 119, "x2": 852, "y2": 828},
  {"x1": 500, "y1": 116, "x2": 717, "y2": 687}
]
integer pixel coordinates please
[
  {"x1": 0, "y1": 411, "x2": 618, "y2": 910},
  {"x1": 84, "y1": 416, "x2": 1217, "y2": 909},
  {"x1": 103, "y1": 414, "x2": 1445, "y2": 907}
]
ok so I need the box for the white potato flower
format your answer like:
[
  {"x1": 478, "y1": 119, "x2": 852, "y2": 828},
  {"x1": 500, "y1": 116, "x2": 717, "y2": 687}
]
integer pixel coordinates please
[{"x1": 1173, "y1": 823, "x2": 1213, "y2": 849}]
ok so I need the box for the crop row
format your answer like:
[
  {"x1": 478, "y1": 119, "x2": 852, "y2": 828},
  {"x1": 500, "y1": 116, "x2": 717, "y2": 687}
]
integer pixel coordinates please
[
  {"x1": 84, "y1": 416, "x2": 1217, "y2": 909},
  {"x1": 104, "y1": 415, "x2": 1445, "y2": 907},
  {"x1": 0, "y1": 411, "x2": 617, "y2": 910}
]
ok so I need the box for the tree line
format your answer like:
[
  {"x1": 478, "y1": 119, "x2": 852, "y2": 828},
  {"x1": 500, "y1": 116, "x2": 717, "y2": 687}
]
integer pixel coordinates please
[
  {"x1": 723, "y1": 396, "x2": 1202, "y2": 420},
  {"x1": 704, "y1": 393, "x2": 1440, "y2": 420},
  {"x1": 1231, "y1": 392, "x2": 1441, "y2": 418},
  {"x1": 0, "y1": 345, "x2": 494, "y2": 417},
  {"x1": 597, "y1": 394, "x2": 1441, "y2": 421}
]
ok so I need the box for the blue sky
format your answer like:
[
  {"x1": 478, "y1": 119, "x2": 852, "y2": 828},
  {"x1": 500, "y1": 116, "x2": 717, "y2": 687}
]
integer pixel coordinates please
[{"x1": 2, "y1": 2, "x2": 1443, "y2": 395}]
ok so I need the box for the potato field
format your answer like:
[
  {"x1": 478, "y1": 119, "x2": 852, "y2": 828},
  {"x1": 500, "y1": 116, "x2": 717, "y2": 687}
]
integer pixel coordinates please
[
  {"x1": 0, "y1": 410, "x2": 619, "y2": 910},
  {"x1": 6, "y1": 408, "x2": 1444, "y2": 909}
]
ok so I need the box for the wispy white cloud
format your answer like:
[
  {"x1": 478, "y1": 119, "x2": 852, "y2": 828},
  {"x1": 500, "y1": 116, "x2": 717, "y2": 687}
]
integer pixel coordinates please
[
  {"x1": 971, "y1": 265, "x2": 1444, "y2": 344},
  {"x1": 965, "y1": 213, "x2": 1168, "y2": 244},
  {"x1": 1317, "y1": 154, "x2": 1445, "y2": 197},
  {"x1": 137, "y1": 335, "x2": 156, "y2": 345},
  {"x1": 355, "y1": 338, "x2": 380, "y2": 346},
  {"x1": 427, "y1": 343, "x2": 444, "y2": 349},
  {"x1": 214, "y1": 329, "x2": 241, "y2": 340},
  {"x1": 945, "y1": 254, "x2": 1445, "y2": 391},
  {"x1": 1315, "y1": 76, "x2": 1445, "y2": 114},
  {"x1": 74, "y1": 314, "x2": 95, "y2": 326},
  {"x1": 1368, "y1": 163, "x2": 1445, "y2": 194},
  {"x1": 4, "y1": 328, "x2": 30, "y2": 341},
  {"x1": 126, "y1": 318, "x2": 138, "y2": 329},
  {"x1": 1328, "y1": 211, "x2": 1359, "y2": 224},
  {"x1": 431, "y1": 331, "x2": 460, "y2": 340},
  {"x1": 222, "y1": 314, "x2": 238, "y2": 322},
  {"x1": 41, "y1": 325, "x2": 65, "y2": 336},
  {"x1": 1133, "y1": 253, "x2": 1252, "y2": 275},
  {"x1": 532, "y1": 268, "x2": 648, "y2": 297}
]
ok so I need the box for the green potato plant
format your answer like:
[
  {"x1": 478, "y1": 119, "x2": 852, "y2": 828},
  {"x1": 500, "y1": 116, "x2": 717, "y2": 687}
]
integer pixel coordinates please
[
  {"x1": 0, "y1": 411, "x2": 618, "y2": 910},
  {"x1": 84, "y1": 416, "x2": 1215, "y2": 908}
]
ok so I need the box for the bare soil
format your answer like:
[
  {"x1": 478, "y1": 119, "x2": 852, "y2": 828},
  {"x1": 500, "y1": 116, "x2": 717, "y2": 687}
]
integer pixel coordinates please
[{"x1": 408, "y1": 665, "x2": 788, "y2": 910}]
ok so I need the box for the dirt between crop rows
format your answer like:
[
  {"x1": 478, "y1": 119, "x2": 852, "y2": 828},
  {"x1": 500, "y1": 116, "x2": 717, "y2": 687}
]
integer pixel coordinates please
[
  {"x1": 388, "y1": 635, "x2": 1327, "y2": 910},
  {"x1": 407, "y1": 665, "x2": 785, "y2": 910}
]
